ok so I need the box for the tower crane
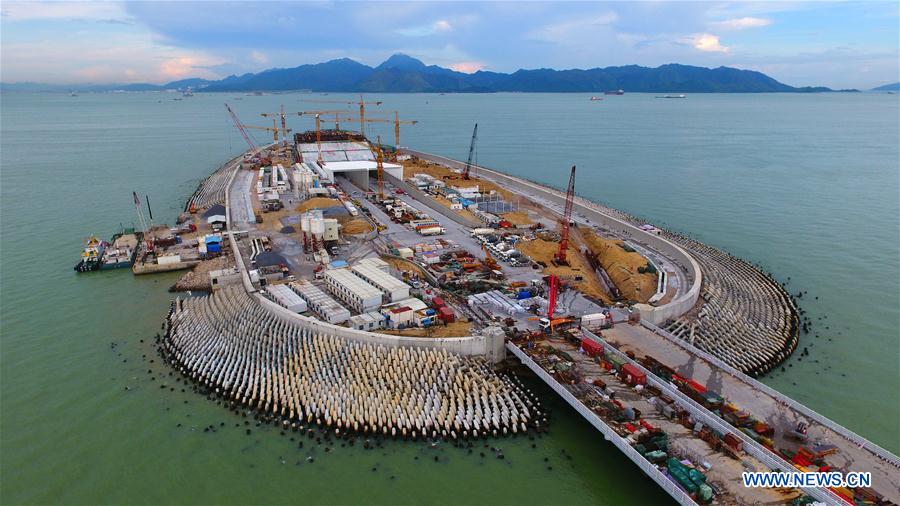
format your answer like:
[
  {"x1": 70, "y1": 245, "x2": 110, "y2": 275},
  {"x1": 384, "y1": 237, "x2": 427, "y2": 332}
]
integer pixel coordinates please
[
  {"x1": 242, "y1": 119, "x2": 291, "y2": 143},
  {"x1": 300, "y1": 95, "x2": 382, "y2": 137},
  {"x1": 323, "y1": 112, "x2": 418, "y2": 153},
  {"x1": 262, "y1": 108, "x2": 351, "y2": 131},
  {"x1": 554, "y1": 165, "x2": 577, "y2": 265},
  {"x1": 375, "y1": 136, "x2": 385, "y2": 200},
  {"x1": 463, "y1": 123, "x2": 478, "y2": 179}
]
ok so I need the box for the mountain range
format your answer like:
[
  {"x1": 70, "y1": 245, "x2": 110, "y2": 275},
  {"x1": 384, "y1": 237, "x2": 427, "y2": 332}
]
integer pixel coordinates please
[{"x1": 1, "y1": 54, "x2": 860, "y2": 93}]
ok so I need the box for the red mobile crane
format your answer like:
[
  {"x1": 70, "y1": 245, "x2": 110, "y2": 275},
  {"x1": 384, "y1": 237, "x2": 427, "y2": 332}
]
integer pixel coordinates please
[
  {"x1": 463, "y1": 123, "x2": 478, "y2": 179},
  {"x1": 225, "y1": 103, "x2": 259, "y2": 156},
  {"x1": 554, "y1": 165, "x2": 577, "y2": 265}
]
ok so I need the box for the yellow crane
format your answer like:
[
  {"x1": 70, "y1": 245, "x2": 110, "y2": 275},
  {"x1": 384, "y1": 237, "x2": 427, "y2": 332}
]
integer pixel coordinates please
[
  {"x1": 299, "y1": 95, "x2": 383, "y2": 137},
  {"x1": 242, "y1": 119, "x2": 291, "y2": 143},
  {"x1": 328, "y1": 111, "x2": 417, "y2": 148},
  {"x1": 375, "y1": 136, "x2": 385, "y2": 200}
]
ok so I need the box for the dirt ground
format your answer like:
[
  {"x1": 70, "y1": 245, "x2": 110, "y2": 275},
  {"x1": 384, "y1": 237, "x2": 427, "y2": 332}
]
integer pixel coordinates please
[
  {"x1": 401, "y1": 159, "x2": 513, "y2": 199},
  {"x1": 339, "y1": 216, "x2": 373, "y2": 235},
  {"x1": 381, "y1": 256, "x2": 427, "y2": 278},
  {"x1": 431, "y1": 194, "x2": 479, "y2": 221},
  {"x1": 296, "y1": 197, "x2": 342, "y2": 212},
  {"x1": 581, "y1": 230, "x2": 658, "y2": 303},
  {"x1": 255, "y1": 208, "x2": 295, "y2": 233},
  {"x1": 516, "y1": 238, "x2": 612, "y2": 303},
  {"x1": 501, "y1": 210, "x2": 533, "y2": 226},
  {"x1": 171, "y1": 254, "x2": 233, "y2": 292},
  {"x1": 380, "y1": 320, "x2": 472, "y2": 337}
]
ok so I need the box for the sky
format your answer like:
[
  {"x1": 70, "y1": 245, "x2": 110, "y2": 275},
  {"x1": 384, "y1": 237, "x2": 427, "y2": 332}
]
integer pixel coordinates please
[{"x1": 1, "y1": 1, "x2": 898, "y2": 89}]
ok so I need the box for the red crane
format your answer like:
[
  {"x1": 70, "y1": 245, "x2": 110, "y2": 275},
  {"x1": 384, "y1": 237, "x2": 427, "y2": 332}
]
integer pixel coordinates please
[
  {"x1": 554, "y1": 165, "x2": 577, "y2": 265},
  {"x1": 547, "y1": 274, "x2": 558, "y2": 320},
  {"x1": 224, "y1": 103, "x2": 259, "y2": 156}
]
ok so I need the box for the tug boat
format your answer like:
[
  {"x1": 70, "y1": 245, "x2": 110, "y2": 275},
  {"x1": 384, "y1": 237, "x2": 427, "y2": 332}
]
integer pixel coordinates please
[{"x1": 74, "y1": 236, "x2": 106, "y2": 272}]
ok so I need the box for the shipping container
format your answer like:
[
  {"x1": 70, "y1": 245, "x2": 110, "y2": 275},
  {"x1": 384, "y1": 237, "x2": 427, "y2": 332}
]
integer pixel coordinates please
[
  {"x1": 431, "y1": 296, "x2": 445, "y2": 308},
  {"x1": 621, "y1": 363, "x2": 647, "y2": 386},
  {"x1": 581, "y1": 338, "x2": 603, "y2": 357},
  {"x1": 438, "y1": 306, "x2": 455, "y2": 323}
]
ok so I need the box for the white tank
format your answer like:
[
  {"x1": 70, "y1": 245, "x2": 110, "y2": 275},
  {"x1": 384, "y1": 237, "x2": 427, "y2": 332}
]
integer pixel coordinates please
[
  {"x1": 301, "y1": 215, "x2": 311, "y2": 232},
  {"x1": 311, "y1": 217, "x2": 325, "y2": 236}
]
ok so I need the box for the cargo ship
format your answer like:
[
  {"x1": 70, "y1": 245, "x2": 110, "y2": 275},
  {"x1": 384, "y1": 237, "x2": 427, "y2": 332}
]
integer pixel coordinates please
[
  {"x1": 604, "y1": 89, "x2": 624, "y2": 95},
  {"x1": 73, "y1": 236, "x2": 106, "y2": 272}
]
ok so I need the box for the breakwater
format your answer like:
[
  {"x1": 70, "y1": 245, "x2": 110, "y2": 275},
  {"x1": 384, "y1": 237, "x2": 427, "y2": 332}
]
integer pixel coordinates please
[
  {"x1": 403, "y1": 149, "x2": 799, "y2": 376},
  {"x1": 161, "y1": 285, "x2": 545, "y2": 440}
]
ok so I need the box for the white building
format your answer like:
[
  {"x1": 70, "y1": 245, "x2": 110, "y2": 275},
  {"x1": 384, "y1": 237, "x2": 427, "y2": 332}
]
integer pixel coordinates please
[
  {"x1": 297, "y1": 141, "x2": 403, "y2": 191},
  {"x1": 356, "y1": 257, "x2": 390, "y2": 274},
  {"x1": 266, "y1": 284, "x2": 308, "y2": 313},
  {"x1": 290, "y1": 280, "x2": 350, "y2": 324},
  {"x1": 323, "y1": 268, "x2": 383, "y2": 313},
  {"x1": 209, "y1": 267, "x2": 242, "y2": 291},
  {"x1": 351, "y1": 263, "x2": 409, "y2": 302},
  {"x1": 347, "y1": 311, "x2": 385, "y2": 331}
]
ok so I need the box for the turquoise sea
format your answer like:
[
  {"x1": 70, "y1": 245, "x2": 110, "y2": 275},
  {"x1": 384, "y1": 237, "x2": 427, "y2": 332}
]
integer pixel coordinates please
[{"x1": 1, "y1": 91, "x2": 897, "y2": 504}]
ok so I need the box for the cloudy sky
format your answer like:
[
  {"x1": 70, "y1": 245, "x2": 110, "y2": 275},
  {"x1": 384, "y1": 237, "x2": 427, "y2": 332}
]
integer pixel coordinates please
[{"x1": 1, "y1": 1, "x2": 897, "y2": 89}]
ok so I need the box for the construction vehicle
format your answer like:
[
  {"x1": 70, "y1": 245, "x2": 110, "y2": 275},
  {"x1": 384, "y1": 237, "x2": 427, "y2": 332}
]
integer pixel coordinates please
[
  {"x1": 463, "y1": 123, "x2": 478, "y2": 179},
  {"x1": 300, "y1": 95, "x2": 382, "y2": 137},
  {"x1": 553, "y1": 165, "x2": 577, "y2": 265}
]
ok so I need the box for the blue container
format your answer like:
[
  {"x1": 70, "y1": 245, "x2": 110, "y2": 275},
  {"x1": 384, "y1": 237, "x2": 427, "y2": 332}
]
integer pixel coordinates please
[
  {"x1": 175, "y1": 236, "x2": 183, "y2": 244},
  {"x1": 208, "y1": 243, "x2": 222, "y2": 253}
]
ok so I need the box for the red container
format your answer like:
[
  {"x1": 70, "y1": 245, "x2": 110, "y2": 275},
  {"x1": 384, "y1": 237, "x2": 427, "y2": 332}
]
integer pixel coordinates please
[
  {"x1": 621, "y1": 363, "x2": 647, "y2": 386},
  {"x1": 438, "y1": 306, "x2": 455, "y2": 323},
  {"x1": 623, "y1": 423, "x2": 638, "y2": 433},
  {"x1": 432, "y1": 297, "x2": 445, "y2": 308},
  {"x1": 581, "y1": 338, "x2": 603, "y2": 357}
]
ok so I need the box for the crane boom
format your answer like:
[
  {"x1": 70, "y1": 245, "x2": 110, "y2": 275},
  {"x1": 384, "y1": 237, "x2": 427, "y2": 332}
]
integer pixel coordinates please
[
  {"x1": 463, "y1": 123, "x2": 478, "y2": 179},
  {"x1": 554, "y1": 165, "x2": 577, "y2": 264},
  {"x1": 225, "y1": 103, "x2": 259, "y2": 155}
]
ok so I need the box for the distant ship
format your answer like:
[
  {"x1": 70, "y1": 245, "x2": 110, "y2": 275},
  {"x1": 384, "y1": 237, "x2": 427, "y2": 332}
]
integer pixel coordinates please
[
  {"x1": 589, "y1": 96, "x2": 603, "y2": 101},
  {"x1": 70, "y1": 91, "x2": 78, "y2": 97},
  {"x1": 604, "y1": 89, "x2": 625, "y2": 95},
  {"x1": 74, "y1": 236, "x2": 106, "y2": 272},
  {"x1": 182, "y1": 88, "x2": 194, "y2": 97},
  {"x1": 657, "y1": 94, "x2": 686, "y2": 99}
]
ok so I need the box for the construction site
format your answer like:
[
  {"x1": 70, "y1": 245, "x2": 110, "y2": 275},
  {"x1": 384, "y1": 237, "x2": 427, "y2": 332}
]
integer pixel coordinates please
[{"x1": 79, "y1": 98, "x2": 899, "y2": 506}]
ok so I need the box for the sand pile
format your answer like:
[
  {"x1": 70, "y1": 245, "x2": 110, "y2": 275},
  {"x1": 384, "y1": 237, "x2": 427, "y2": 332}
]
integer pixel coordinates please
[
  {"x1": 296, "y1": 197, "x2": 341, "y2": 212},
  {"x1": 582, "y1": 231, "x2": 658, "y2": 303}
]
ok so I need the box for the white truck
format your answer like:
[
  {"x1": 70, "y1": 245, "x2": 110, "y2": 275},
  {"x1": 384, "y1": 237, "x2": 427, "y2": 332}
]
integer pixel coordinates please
[
  {"x1": 418, "y1": 226, "x2": 445, "y2": 236},
  {"x1": 581, "y1": 312, "x2": 612, "y2": 331}
]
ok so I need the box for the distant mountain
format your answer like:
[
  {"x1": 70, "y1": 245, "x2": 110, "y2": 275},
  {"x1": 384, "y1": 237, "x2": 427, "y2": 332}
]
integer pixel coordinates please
[
  {"x1": 871, "y1": 82, "x2": 899, "y2": 92},
  {"x1": 2, "y1": 54, "x2": 853, "y2": 93}
]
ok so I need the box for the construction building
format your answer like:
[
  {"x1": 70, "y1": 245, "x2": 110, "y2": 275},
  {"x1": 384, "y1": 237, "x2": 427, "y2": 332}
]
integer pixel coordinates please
[
  {"x1": 266, "y1": 284, "x2": 308, "y2": 314},
  {"x1": 290, "y1": 280, "x2": 350, "y2": 324},
  {"x1": 347, "y1": 311, "x2": 386, "y2": 331},
  {"x1": 323, "y1": 268, "x2": 383, "y2": 313},
  {"x1": 351, "y1": 263, "x2": 409, "y2": 302}
]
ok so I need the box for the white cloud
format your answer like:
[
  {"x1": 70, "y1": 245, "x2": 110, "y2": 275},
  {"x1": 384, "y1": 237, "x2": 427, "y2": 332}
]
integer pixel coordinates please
[
  {"x1": 396, "y1": 19, "x2": 454, "y2": 37},
  {"x1": 0, "y1": 1, "x2": 131, "y2": 22},
  {"x1": 710, "y1": 17, "x2": 772, "y2": 31},
  {"x1": 528, "y1": 12, "x2": 619, "y2": 44},
  {"x1": 689, "y1": 33, "x2": 730, "y2": 53},
  {"x1": 251, "y1": 51, "x2": 268, "y2": 64}
]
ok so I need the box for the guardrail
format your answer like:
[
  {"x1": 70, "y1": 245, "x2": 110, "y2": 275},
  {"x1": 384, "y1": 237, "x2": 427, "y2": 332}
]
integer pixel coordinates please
[
  {"x1": 581, "y1": 330, "x2": 845, "y2": 505},
  {"x1": 506, "y1": 343, "x2": 698, "y2": 506},
  {"x1": 636, "y1": 320, "x2": 900, "y2": 470}
]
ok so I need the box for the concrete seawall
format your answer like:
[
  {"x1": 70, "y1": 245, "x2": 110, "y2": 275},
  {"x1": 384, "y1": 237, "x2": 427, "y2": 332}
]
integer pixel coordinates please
[{"x1": 401, "y1": 149, "x2": 702, "y2": 326}]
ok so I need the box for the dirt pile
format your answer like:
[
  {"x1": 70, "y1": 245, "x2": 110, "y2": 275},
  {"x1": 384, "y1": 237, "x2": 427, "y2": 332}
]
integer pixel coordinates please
[
  {"x1": 295, "y1": 197, "x2": 341, "y2": 212},
  {"x1": 516, "y1": 238, "x2": 611, "y2": 302},
  {"x1": 582, "y1": 231, "x2": 658, "y2": 303}
]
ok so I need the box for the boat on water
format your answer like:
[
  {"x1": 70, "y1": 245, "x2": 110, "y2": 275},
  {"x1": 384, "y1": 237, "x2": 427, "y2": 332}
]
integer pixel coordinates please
[
  {"x1": 657, "y1": 94, "x2": 686, "y2": 99},
  {"x1": 74, "y1": 236, "x2": 106, "y2": 272},
  {"x1": 74, "y1": 230, "x2": 139, "y2": 272},
  {"x1": 589, "y1": 96, "x2": 603, "y2": 101},
  {"x1": 182, "y1": 88, "x2": 194, "y2": 97},
  {"x1": 101, "y1": 230, "x2": 138, "y2": 269},
  {"x1": 604, "y1": 89, "x2": 625, "y2": 95},
  {"x1": 69, "y1": 91, "x2": 78, "y2": 97}
]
